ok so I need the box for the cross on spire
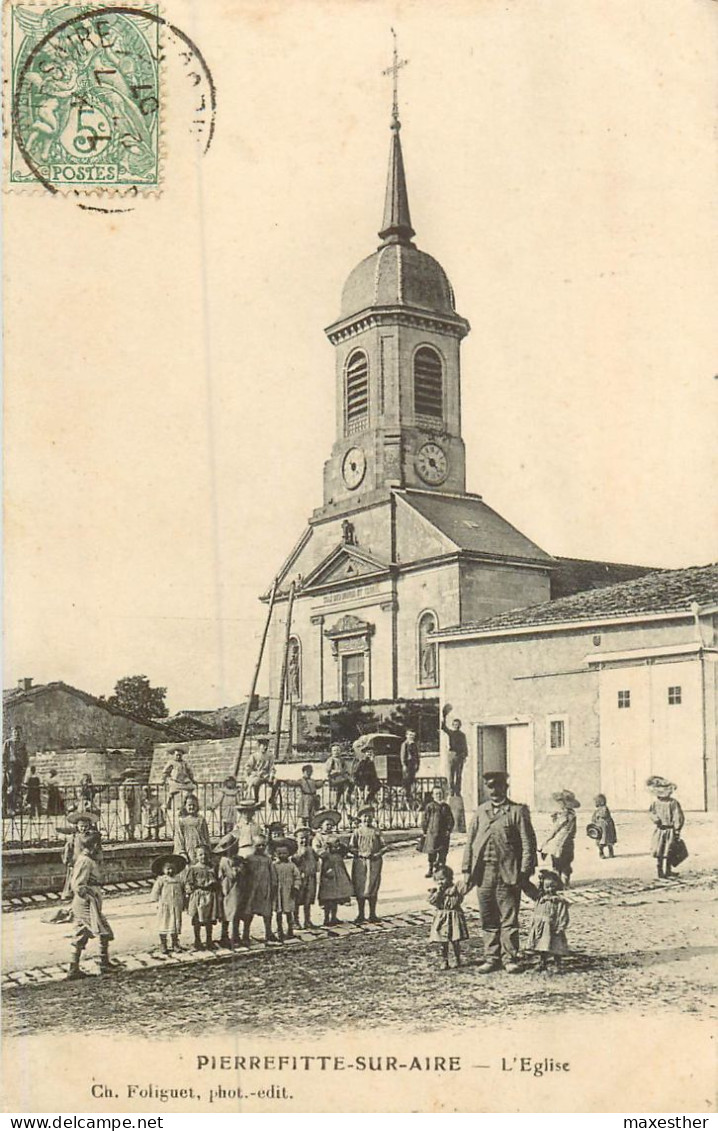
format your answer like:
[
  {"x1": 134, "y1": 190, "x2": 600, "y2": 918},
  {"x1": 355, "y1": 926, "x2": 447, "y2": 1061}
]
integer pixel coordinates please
[{"x1": 382, "y1": 27, "x2": 408, "y2": 129}]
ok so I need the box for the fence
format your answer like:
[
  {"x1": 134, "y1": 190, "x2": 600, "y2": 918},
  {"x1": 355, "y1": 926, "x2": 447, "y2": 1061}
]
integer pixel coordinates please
[{"x1": 1, "y1": 776, "x2": 448, "y2": 850}]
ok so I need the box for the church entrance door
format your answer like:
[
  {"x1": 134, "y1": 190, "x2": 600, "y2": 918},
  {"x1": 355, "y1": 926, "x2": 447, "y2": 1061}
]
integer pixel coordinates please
[{"x1": 341, "y1": 652, "x2": 365, "y2": 701}]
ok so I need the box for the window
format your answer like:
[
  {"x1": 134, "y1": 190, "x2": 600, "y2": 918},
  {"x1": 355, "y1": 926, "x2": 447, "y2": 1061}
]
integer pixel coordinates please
[
  {"x1": 617, "y1": 690, "x2": 631, "y2": 709},
  {"x1": 549, "y1": 720, "x2": 565, "y2": 749},
  {"x1": 285, "y1": 636, "x2": 301, "y2": 700},
  {"x1": 417, "y1": 610, "x2": 439, "y2": 688},
  {"x1": 413, "y1": 346, "x2": 443, "y2": 419},
  {"x1": 341, "y1": 653, "x2": 365, "y2": 702},
  {"x1": 345, "y1": 350, "x2": 369, "y2": 434},
  {"x1": 668, "y1": 685, "x2": 682, "y2": 705},
  {"x1": 546, "y1": 715, "x2": 569, "y2": 754}
]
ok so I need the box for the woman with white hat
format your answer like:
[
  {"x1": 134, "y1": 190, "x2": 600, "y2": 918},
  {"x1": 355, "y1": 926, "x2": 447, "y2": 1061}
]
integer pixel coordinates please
[
  {"x1": 540, "y1": 790, "x2": 580, "y2": 888},
  {"x1": 647, "y1": 777, "x2": 686, "y2": 879}
]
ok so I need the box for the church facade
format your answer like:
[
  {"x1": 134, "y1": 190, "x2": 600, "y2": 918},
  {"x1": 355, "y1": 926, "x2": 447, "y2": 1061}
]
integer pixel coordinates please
[{"x1": 263, "y1": 102, "x2": 557, "y2": 735}]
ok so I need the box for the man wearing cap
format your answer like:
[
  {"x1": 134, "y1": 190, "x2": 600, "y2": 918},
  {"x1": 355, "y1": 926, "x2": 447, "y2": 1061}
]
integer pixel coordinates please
[
  {"x1": 462, "y1": 770, "x2": 537, "y2": 974},
  {"x1": 244, "y1": 737, "x2": 276, "y2": 804}
]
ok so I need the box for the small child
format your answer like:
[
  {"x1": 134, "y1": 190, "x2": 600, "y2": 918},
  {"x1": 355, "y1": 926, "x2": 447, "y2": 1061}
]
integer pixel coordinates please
[
  {"x1": 541, "y1": 789, "x2": 580, "y2": 887},
  {"x1": 591, "y1": 793, "x2": 617, "y2": 859},
  {"x1": 184, "y1": 844, "x2": 220, "y2": 950},
  {"x1": 647, "y1": 776, "x2": 686, "y2": 879},
  {"x1": 526, "y1": 869, "x2": 570, "y2": 973},
  {"x1": 293, "y1": 826, "x2": 318, "y2": 929},
  {"x1": 151, "y1": 853, "x2": 186, "y2": 954},
  {"x1": 428, "y1": 864, "x2": 469, "y2": 969},
  {"x1": 297, "y1": 764, "x2": 319, "y2": 826},
  {"x1": 142, "y1": 787, "x2": 165, "y2": 841},
  {"x1": 273, "y1": 838, "x2": 301, "y2": 942},
  {"x1": 67, "y1": 829, "x2": 116, "y2": 980},
  {"x1": 215, "y1": 833, "x2": 245, "y2": 948},
  {"x1": 174, "y1": 794, "x2": 211, "y2": 862}
]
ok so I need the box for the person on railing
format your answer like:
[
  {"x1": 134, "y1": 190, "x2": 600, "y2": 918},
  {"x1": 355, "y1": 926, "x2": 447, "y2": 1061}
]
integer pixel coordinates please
[
  {"x1": 120, "y1": 773, "x2": 143, "y2": 841},
  {"x1": 24, "y1": 764, "x2": 42, "y2": 817},
  {"x1": 79, "y1": 773, "x2": 97, "y2": 808},
  {"x1": 297, "y1": 763, "x2": 320, "y2": 826},
  {"x1": 442, "y1": 704, "x2": 468, "y2": 797},
  {"x1": 348, "y1": 805, "x2": 385, "y2": 924},
  {"x1": 2, "y1": 726, "x2": 27, "y2": 816},
  {"x1": 162, "y1": 749, "x2": 196, "y2": 818},
  {"x1": 174, "y1": 794, "x2": 211, "y2": 862},
  {"x1": 244, "y1": 736, "x2": 277, "y2": 805},
  {"x1": 46, "y1": 769, "x2": 64, "y2": 816},
  {"x1": 324, "y1": 744, "x2": 353, "y2": 808},
  {"x1": 352, "y1": 744, "x2": 381, "y2": 806},
  {"x1": 400, "y1": 729, "x2": 420, "y2": 806}
]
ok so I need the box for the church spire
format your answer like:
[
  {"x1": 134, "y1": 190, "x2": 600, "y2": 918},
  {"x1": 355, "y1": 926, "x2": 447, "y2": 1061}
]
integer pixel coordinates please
[{"x1": 379, "y1": 30, "x2": 415, "y2": 247}]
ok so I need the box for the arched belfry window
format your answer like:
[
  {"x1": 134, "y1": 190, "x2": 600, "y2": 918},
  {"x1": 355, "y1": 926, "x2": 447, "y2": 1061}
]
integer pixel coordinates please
[
  {"x1": 414, "y1": 346, "x2": 443, "y2": 420},
  {"x1": 417, "y1": 610, "x2": 439, "y2": 688},
  {"x1": 345, "y1": 349, "x2": 369, "y2": 435},
  {"x1": 286, "y1": 635, "x2": 302, "y2": 701}
]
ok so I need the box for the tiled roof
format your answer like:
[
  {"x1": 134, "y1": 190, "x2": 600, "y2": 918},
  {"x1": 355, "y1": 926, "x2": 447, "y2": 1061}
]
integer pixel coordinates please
[
  {"x1": 437, "y1": 562, "x2": 718, "y2": 637},
  {"x1": 398, "y1": 490, "x2": 554, "y2": 563},
  {"x1": 550, "y1": 556, "x2": 655, "y2": 599},
  {"x1": 2, "y1": 681, "x2": 171, "y2": 732}
]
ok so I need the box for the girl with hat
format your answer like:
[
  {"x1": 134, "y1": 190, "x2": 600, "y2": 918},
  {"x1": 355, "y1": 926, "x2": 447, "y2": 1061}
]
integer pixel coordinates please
[
  {"x1": 312, "y1": 810, "x2": 353, "y2": 926},
  {"x1": 61, "y1": 810, "x2": 102, "y2": 902},
  {"x1": 589, "y1": 794, "x2": 617, "y2": 860},
  {"x1": 174, "y1": 793, "x2": 211, "y2": 862},
  {"x1": 272, "y1": 837, "x2": 301, "y2": 942},
  {"x1": 526, "y1": 869, "x2": 570, "y2": 973},
  {"x1": 66, "y1": 828, "x2": 116, "y2": 980},
  {"x1": 540, "y1": 790, "x2": 580, "y2": 888},
  {"x1": 215, "y1": 833, "x2": 245, "y2": 949},
  {"x1": 232, "y1": 798, "x2": 262, "y2": 857},
  {"x1": 151, "y1": 853, "x2": 187, "y2": 954},
  {"x1": 212, "y1": 776, "x2": 240, "y2": 836},
  {"x1": 647, "y1": 777, "x2": 686, "y2": 879},
  {"x1": 292, "y1": 826, "x2": 318, "y2": 930},
  {"x1": 348, "y1": 806, "x2": 385, "y2": 924}
]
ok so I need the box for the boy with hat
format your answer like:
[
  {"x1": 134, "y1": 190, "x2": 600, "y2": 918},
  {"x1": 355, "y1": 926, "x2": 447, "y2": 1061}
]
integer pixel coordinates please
[
  {"x1": 66, "y1": 827, "x2": 116, "y2": 979},
  {"x1": 647, "y1": 777, "x2": 685, "y2": 879},
  {"x1": 215, "y1": 833, "x2": 245, "y2": 948},
  {"x1": 348, "y1": 806, "x2": 385, "y2": 924},
  {"x1": 541, "y1": 789, "x2": 580, "y2": 888},
  {"x1": 293, "y1": 826, "x2": 318, "y2": 929},
  {"x1": 273, "y1": 837, "x2": 301, "y2": 942},
  {"x1": 462, "y1": 770, "x2": 537, "y2": 974},
  {"x1": 233, "y1": 797, "x2": 262, "y2": 857},
  {"x1": 151, "y1": 853, "x2": 187, "y2": 954}
]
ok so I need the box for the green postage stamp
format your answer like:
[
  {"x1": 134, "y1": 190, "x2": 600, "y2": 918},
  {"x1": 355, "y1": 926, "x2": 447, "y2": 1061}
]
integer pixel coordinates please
[{"x1": 7, "y1": 3, "x2": 161, "y2": 192}]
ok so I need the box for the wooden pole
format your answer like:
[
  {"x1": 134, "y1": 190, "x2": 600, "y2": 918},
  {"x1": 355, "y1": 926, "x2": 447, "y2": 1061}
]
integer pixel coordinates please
[
  {"x1": 273, "y1": 580, "x2": 297, "y2": 765},
  {"x1": 232, "y1": 577, "x2": 278, "y2": 778}
]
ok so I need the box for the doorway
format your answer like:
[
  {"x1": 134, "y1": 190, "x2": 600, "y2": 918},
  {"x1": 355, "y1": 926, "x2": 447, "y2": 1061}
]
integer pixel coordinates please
[{"x1": 476, "y1": 723, "x2": 534, "y2": 807}]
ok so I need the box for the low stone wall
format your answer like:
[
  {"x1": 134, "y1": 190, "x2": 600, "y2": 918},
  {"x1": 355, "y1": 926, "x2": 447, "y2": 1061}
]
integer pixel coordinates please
[
  {"x1": 3, "y1": 841, "x2": 160, "y2": 898},
  {"x1": 25, "y1": 747, "x2": 153, "y2": 785}
]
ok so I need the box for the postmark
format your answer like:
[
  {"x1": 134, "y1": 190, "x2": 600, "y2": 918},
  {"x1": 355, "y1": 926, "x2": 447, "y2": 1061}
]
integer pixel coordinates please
[{"x1": 9, "y1": 4, "x2": 162, "y2": 193}]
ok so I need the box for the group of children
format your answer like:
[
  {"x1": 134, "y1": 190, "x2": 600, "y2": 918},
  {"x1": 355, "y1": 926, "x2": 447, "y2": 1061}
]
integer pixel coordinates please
[{"x1": 150, "y1": 800, "x2": 387, "y2": 953}]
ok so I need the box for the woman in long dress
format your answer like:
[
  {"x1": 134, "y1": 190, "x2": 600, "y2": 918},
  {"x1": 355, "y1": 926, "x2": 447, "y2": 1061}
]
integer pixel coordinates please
[
  {"x1": 348, "y1": 806, "x2": 384, "y2": 924},
  {"x1": 312, "y1": 810, "x2": 353, "y2": 926},
  {"x1": 541, "y1": 790, "x2": 580, "y2": 887}
]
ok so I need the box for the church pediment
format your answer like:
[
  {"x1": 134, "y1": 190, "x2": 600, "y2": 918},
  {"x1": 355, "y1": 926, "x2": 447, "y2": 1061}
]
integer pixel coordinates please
[{"x1": 301, "y1": 543, "x2": 392, "y2": 592}]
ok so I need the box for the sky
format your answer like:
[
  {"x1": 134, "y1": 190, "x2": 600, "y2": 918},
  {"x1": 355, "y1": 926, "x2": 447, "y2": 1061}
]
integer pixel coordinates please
[{"x1": 4, "y1": 0, "x2": 717, "y2": 713}]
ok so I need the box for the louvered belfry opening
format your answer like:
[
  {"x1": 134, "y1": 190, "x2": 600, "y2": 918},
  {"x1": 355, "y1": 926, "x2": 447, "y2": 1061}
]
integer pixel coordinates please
[
  {"x1": 345, "y1": 349, "x2": 369, "y2": 434},
  {"x1": 414, "y1": 346, "x2": 443, "y2": 419}
]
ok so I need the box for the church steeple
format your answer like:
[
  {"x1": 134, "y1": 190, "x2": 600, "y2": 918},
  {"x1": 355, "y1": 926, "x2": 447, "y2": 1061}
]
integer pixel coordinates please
[{"x1": 379, "y1": 30, "x2": 414, "y2": 247}]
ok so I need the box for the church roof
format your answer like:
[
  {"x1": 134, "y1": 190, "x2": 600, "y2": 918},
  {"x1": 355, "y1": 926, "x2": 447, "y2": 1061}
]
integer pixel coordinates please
[
  {"x1": 436, "y1": 562, "x2": 718, "y2": 638},
  {"x1": 397, "y1": 490, "x2": 554, "y2": 565},
  {"x1": 340, "y1": 243, "x2": 458, "y2": 320}
]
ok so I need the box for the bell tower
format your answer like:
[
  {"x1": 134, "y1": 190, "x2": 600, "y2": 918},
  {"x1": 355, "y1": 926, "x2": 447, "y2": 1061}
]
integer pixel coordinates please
[{"x1": 318, "y1": 39, "x2": 470, "y2": 518}]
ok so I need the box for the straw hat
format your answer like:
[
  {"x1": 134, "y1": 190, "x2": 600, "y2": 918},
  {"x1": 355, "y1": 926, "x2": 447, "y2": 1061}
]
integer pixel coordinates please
[
  {"x1": 236, "y1": 798, "x2": 261, "y2": 812},
  {"x1": 273, "y1": 836, "x2": 298, "y2": 856},
  {"x1": 552, "y1": 789, "x2": 581, "y2": 809},
  {"x1": 646, "y1": 775, "x2": 676, "y2": 792},
  {"x1": 213, "y1": 832, "x2": 238, "y2": 855},
  {"x1": 538, "y1": 868, "x2": 564, "y2": 889},
  {"x1": 585, "y1": 822, "x2": 602, "y2": 841},
  {"x1": 151, "y1": 853, "x2": 187, "y2": 877},
  {"x1": 357, "y1": 805, "x2": 376, "y2": 819},
  {"x1": 66, "y1": 808, "x2": 101, "y2": 826},
  {"x1": 311, "y1": 808, "x2": 341, "y2": 830}
]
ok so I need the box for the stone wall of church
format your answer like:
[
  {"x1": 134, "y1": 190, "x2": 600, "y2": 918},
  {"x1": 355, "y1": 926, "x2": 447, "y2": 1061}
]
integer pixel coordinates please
[
  {"x1": 458, "y1": 559, "x2": 551, "y2": 623},
  {"x1": 395, "y1": 562, "x2": 461, "y2": 698}
]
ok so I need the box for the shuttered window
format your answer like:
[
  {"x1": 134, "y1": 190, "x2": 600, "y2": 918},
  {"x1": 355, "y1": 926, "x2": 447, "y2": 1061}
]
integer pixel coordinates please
[
  {"x1": 414, "y1": 346, "x2": 443, "y2": 419},
  {"x1": 345, "y1": 350, "x2": 369, "y2": 434}
]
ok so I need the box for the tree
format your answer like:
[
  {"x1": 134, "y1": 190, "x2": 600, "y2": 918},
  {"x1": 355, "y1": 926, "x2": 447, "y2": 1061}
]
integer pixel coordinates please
[{"x1": 107, "y1": 675, "x2": 168, "y2": 721}]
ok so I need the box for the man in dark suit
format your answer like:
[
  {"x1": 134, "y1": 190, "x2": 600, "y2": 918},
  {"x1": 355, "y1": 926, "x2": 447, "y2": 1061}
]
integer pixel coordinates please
[{"x1": 462, "y1": 770, "x2": 537, "y2": 974}]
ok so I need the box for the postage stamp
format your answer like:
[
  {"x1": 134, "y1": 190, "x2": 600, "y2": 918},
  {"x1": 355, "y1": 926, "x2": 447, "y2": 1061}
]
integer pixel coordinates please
[{"x1": 8, "y1": 3, "x2": 162, "y2": 193}]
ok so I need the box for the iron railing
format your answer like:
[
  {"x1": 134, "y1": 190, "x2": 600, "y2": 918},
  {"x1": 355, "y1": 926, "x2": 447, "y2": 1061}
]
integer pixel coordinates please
[{"x1": 1, "y1": 777, "x2": 448, "y2": 849}]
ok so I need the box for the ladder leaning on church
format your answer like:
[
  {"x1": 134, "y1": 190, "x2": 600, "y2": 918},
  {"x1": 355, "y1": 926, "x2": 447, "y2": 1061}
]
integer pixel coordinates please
[{"x1": 231, "y1": 576, "x2": 297, "y2": 780}]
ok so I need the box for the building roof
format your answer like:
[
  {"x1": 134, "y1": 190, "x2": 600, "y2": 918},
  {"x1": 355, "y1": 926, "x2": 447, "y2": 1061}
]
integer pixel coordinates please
[
  {"x1": 398, "y1": 490, "x2": 554, "y2": 565},
  {"x1": 551, "y1": 555, "x2": 656, "y2": 600},
  {"x1": 340, "y1": 244, "x2": 458, "y2": 320},
  {"x1": 436, "y1": 562, "x2": 718, "y2": 638},
  {"x1": 2, "y1": 680, "x2": 172, "y2": 732}
]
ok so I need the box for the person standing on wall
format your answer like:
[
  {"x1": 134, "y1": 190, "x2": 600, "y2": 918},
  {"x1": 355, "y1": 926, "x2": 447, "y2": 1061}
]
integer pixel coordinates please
[
  {"x1": 441, "y1": 704, "x2": 468, "y2": 797},
  {"x1": 400, "y1": 728, "x2": 420, "y2": 806}
]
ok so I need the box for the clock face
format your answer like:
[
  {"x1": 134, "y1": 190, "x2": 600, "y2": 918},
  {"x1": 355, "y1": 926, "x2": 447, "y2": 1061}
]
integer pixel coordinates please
[
  {"x1": 415, "y1": 442, "x2": 448, "y2": 485},
  {"x1": 342, "y1": 446, "x2": 366, "y2": 490}
]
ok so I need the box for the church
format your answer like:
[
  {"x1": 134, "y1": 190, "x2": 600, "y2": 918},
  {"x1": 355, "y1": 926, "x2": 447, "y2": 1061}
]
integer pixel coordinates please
[{"x1": 262, "y1": 82, "x2": 647, "y2": 749}]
